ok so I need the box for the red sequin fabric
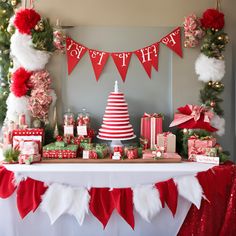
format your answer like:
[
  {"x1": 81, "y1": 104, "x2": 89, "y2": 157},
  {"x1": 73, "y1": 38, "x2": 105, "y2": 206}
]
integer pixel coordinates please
[{"x1": 178, "y1": 163, "x2": 236, "y2": 236}]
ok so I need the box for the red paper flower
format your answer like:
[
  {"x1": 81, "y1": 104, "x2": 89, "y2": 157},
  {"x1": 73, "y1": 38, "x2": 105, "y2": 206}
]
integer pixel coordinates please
[
  {"x1": 11, "y1": 67, "x2": 32, "y2": 97},
  {"x1": 14, "y1": 9, "x2": 41, "y2": 34},
  {"x1": 201, "y1": 9, "x2": 225, "y2": 30}
]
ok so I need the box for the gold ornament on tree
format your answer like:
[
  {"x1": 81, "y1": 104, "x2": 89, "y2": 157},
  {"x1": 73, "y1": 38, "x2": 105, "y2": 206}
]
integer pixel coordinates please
[{"x1": 11, "y1": 0, "x2": 17, "y2": 6}]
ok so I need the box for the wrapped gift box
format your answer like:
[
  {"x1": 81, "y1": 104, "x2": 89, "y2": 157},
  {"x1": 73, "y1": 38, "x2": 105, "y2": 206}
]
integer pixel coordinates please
[
  {"x1": 140, "y1": 113, "x2": 163, "y2": 149},
  {"x1": 188, "y1": 136, "x2": 216, "y2": 159},
  {"x1": 142, "y1": 149, "x2": 155, "y2": 159},
  {"x1": 83, "y1": 149, "x2": 98, "y2": 159},
  {"x1": 43, "y1": 143, "x2": 78, "y2": 159},
  {"x1": 162, "y1": 153, "x2": 182, "y2": 159},
  {"x1": 95, "y1": 144, "x2": 109, "y2": 159},
  {"x1": 19, "y1": 154, "x2": 41, "y2": 165},
  {"x1": 156, "y1": 132, "x2": 176, "y2": 153},
  {"x1": 21, "y1": 141, "x2": 39, "y2": 155},
  {"x1": 12, "y1": 129, "x2": 44, "y2": 152},
  {"x1": 124, "y1": 146, "x2": 138, "y2": 159}
]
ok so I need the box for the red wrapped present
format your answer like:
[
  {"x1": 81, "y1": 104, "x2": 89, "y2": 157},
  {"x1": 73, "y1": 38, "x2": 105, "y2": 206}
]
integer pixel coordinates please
[
  {"x1": 43, "y1": 150, "x2": 77, "y2": 159},
  {"x1": 125, "y1": 147, "x2": 138, "y2": 159},
  {"x1": 163, "y1": 153, "x2": 182, "y2": 159},
  {"x1": 188, "y1": 135, "x2": 216, "y2": 159},
  {"x1": 140, "y1": 113, "x2": 163, "y2": 149},
  {"x1": 142, "y1": 149, "x2": 155, "y2": 159},
  {"x1": 12, "y1": 129, "x2": 44, "y2": 152},
  {"x1": 113, "y1": 146, "x2": 124, "y2": 156},
  {"x1": 169, "y1": 104, "x2": 217, "y2": 132}
]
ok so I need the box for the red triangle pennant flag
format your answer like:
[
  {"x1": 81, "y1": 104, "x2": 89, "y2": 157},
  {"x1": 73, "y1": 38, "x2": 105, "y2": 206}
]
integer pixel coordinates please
[
  {"x1": 0, "y1": 166, "x2": 16, "y2": 199},
  {"x1": 135, "y1": 43, "x2": 159, "y2": 78},
  {"x1": 17, "y1": 178, "x2": 48, "y2": 219},
  {"x1": 151, "y1": 42, "x2": 159, "y2": 71},
  {"x1": 111, "y1": 52, "x2": 132, "y2": 82},
  {"x1": 111, "y1": 188, "x2": 135, "y2": 229},
  {"x1": 66, "y1": 37, "x2": 87, "y2": 75},
  {"x1": 89, "y1": 49, "x2": 109, "y2": 81},
  {"x1": 155, "y1": 178, "x2": 178, "y2": 216},
  {"x1": 161, "y1": 27, "x2": 182, "y2": 57},
  {"x1": 89, "y1": 188, "x2": 115, "y2": 228}
]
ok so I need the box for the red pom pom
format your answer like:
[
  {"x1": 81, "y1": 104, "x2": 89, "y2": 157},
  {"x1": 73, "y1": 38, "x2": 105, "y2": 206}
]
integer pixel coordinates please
[
  {"x1": 14, "y1": 9, "x2": 41, "y2": 34},
  {"x1": 201, "y1": 9, "x2": 225, "y2": 30},
  {"x1": 11, "y1": 68, "x2": 32, "y2": 97}
]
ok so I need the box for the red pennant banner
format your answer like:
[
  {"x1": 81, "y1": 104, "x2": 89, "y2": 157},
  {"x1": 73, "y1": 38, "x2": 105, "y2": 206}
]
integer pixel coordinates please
[
  {"x1": 17, "y1": 178, "x2": 48, "y2": 219},
  {"x1": 155, "y1": 178, "x2": 178, "y2": 216},
  {"x1": 135, "y1": 43, "x2": 159, "y2": 78},
  {"x1": 89, "y1": 187, "x2": 134, "y2": 229},
  {"x1": 89, "y1": 49, "x2": 109, "y2": 81},
  {"x1": 0, "y1": 166, "x2": 16, "y2": 199},
  {"x1": 111, "y1": 52, "x2": 132, "y2": 82},
  {"x1": 66, "y1": 37, "x2": 87, "y2": 75},
  {"x1": 161, "y1": 27, "x2": 182, "y2": 58}
]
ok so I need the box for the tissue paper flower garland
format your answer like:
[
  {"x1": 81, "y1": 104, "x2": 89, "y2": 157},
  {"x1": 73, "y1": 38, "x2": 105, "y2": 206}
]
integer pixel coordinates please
[
  {"x1": 6, "y1": 7, "x2": 56, "y2": 124},
  {"x1": 182, "y1": 7, "x2": 229, "y2": 131},
  {"x1": 183, "y1": 14, "x2": 204, "y2": 48},
  {"x1": 28, "y1": 70, "x2": 53, "y2": 120},
  {"x1": 11, "y1": 67, "x2": 32, "y2": 97}
]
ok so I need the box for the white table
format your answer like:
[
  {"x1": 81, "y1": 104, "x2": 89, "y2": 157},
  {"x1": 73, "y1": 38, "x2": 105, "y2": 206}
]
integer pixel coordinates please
[{"x1": 0, "y1": 163, "x2": 215, "y2": 236}]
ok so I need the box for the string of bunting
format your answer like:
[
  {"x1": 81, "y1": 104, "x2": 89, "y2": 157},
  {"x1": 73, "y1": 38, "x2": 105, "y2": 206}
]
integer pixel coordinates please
[
  {"x1": 66, "y1": 27, "x2": 182, "y2": 81},
  {"x1": 0, "y1": 164, "x2": 234, "y2": 229}
]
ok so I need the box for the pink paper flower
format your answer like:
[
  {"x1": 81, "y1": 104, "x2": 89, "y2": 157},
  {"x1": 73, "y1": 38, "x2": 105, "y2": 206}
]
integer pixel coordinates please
[{"x1": 183, "y1": 14, "x2": 205, "y2": 48}]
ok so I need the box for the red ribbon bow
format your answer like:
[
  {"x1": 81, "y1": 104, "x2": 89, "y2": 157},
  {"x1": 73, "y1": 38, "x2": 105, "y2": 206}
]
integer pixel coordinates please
[
  {"x1": 169, "y1": 104, "x2": 217, "y2": 132},
  {"x1": 143, "y1": 112, "x2": 161, "y2": 118}
]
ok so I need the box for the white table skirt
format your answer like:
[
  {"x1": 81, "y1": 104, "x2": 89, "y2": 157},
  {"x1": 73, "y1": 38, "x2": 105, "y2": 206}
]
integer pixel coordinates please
[{"x1": 0, "y1": 163, "x2": 215, "y2": 236}]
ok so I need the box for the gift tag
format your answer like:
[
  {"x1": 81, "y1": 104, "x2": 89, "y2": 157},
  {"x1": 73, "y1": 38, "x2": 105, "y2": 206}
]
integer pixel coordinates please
[
  {"x1": 112, "y1": 152, "x2": 121, "y2": 160},
  {"x1": 64, "y1": 125, "x2": 74, "y2": 136},
  {"x1": 195, "y1": 155, "x2": 219, "y2": 165},
  {"x1": 77, "y1": 125, "x2": 88, "y2": 136},
  {"x1": 83, "y1": 150, "x2": 90, "y2": 159}
]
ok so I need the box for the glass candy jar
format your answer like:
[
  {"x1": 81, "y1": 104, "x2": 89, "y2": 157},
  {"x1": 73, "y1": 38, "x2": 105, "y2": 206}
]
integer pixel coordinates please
[
  {"x1": 64, "y1": 109, "x2": 75, "y2": 126},
  {"x1": 77, "y1": 108, "x2": 90, "y2": 127}
]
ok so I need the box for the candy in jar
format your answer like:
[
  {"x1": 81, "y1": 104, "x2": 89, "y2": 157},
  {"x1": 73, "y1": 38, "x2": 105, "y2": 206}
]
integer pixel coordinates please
[{"x1": 77, "y1": 108, "x2": 90, "y2": 126}]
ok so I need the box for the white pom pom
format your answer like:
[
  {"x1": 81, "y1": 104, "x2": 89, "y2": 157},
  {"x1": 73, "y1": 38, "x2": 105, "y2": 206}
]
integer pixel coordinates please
[
  {"x1": 211, "y1": 115, "x2": 225, "y2": 136},
  {"x1": 133, "y1": 184, "x2": 162, "y2": 222},
  {"x1": 11, "y1": 31, "x2": 50, "y2": 71},
  {"x1": 6, "y1": 93, "x2": 31, "y2": 125},
  {"x1": 195, "y1": 53, "x2": 225, "y2": 82}
]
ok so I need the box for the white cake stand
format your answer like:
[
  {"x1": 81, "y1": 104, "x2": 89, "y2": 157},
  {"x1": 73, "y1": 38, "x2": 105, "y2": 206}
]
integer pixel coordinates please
[{"x1": 97, "y1": 135, "x2": 136, "y2": 147}]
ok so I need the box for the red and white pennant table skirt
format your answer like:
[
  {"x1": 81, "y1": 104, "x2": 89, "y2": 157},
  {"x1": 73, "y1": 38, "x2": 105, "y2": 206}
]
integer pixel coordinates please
[{"x1": 0, "y1": 162, "x2": 235, "y2": 236}]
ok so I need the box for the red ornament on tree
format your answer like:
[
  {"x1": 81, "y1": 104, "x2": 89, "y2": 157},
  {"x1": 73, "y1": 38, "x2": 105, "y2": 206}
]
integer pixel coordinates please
[
  {"x1": 11, "y1": 67, "x2": 32, "y2": 97},
  {"x1": 14, "y1": 9, "x2": 41, "y2": 34},
  {"x1": 201, "y1": 9, "x2": 225, "y2": 30}
]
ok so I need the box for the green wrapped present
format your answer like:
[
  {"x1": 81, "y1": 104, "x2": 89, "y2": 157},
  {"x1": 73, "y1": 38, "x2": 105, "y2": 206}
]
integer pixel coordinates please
[
  {"x1": 43, "y1": 143, "x2": 78, "y2": 151},
  {"x1": 82, "y1": 143, "x2": 94, "y2": 151},
  {"x1": 55, "y1": 141, "x2": 67, "y2": 148},
  {"x1": 95, "y1": 143, "x2": 109, "y2": 158}
]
